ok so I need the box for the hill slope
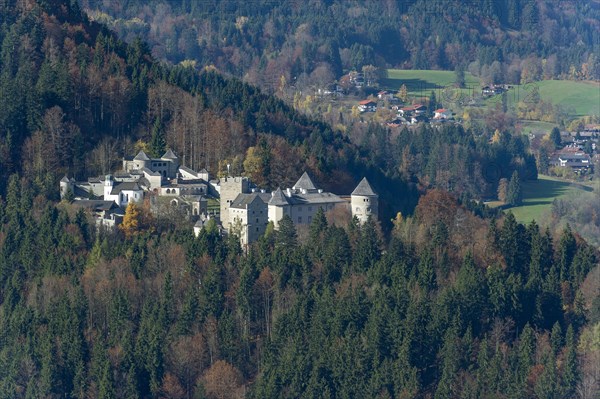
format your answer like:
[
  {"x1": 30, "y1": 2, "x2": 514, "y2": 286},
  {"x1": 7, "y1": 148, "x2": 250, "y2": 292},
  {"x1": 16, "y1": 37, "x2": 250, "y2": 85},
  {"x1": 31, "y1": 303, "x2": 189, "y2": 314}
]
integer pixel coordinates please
[{"x1": 80, "y1": 0, "x2": 600, "y2": 91}]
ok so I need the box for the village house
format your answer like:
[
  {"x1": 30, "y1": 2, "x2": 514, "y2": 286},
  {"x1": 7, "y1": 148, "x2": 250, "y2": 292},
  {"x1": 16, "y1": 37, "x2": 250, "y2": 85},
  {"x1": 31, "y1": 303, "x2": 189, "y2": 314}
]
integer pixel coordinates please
[
  {"x1": 433, "y1": 108, "x2": 452, "y2": 120},
  {"x1": 377, "y1": 90, "x2": 396, "y2": 101},
  {"x1": 398, "y1": 104, "x2": 427, "y2": 117},
  {"x1": 358, "y1": 99, "x2": 377, "y2": 113},
  {"x1": 550, "y1": 147, "x2": 593, "y2": 173}
]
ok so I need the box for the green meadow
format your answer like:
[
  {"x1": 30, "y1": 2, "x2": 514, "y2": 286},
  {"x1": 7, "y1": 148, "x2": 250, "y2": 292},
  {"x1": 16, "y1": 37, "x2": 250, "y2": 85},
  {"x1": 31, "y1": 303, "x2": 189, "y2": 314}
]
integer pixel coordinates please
[
  {"x1": 382, "y1": 69, "x2": 480, "y2": 100},
  {"x1": 504, "y1": 175, "x2": 594, "y2": 223},
  {"x1": 490, "y1": 80, "x2": 600, "y2": 117},
  {"x1": 384, "y1": 70, "x2": 599, "y2": 117}
]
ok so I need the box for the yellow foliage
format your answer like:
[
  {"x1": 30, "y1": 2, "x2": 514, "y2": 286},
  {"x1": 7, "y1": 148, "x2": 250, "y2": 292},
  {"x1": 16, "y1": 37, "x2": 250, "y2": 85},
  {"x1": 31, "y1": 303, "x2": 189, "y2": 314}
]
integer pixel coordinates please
[
  {"x1": 120, "y1": 202, "x2": 140, "y2": 239},
  {"x1": 134, "y1": 139, "x2": 150, "y2": 154},
  {"x1": 242, "y1": 147, "x2": 263, "y2": 178},
  {"x1": 491, "y1": 129, "x2": 502, "y2": 144}
]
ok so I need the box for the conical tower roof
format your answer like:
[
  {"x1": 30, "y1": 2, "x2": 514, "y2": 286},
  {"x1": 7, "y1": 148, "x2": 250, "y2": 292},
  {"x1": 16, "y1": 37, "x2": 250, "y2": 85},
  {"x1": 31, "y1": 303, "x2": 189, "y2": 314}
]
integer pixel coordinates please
[
  {"x1": 351, "y1": 177, "x2": 376, "y2": 196},
  {"x1": 269, "y1": 188, "x2": 289, "y2": 205},
  {"x1": 134, "y1": 150, "x2": 150, "y2": 161},
  {"x1": 162, "y1": 149, "x2": 178, "y2": 159},
  {"x1": 293, "y1": 171, "x2": 317, "y2": 191}
]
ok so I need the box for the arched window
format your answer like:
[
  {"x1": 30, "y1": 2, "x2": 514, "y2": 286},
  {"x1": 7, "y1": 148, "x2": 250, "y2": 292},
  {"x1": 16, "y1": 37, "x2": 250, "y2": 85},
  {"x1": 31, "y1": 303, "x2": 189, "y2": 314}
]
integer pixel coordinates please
[
  {"x1": 166, "y1": 189, "x2": 171, "y2": 194},
  {"x1": 171, "y1": 200, "x2": 177, "y2": 207}
]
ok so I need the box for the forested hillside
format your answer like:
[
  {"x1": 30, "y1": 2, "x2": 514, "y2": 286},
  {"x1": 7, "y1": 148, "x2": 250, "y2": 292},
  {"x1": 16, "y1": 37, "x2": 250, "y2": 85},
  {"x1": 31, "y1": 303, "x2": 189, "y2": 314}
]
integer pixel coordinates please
[
  {"x1": 81, "y1": 0, "x2": 600, "y2": 90},
  {"x1": 0, "y1": 2, "x2": 599, "y2": 399},
  {"x1": 0, "y1": 0, "x2": 419, "y2": 222},
  {"x1": 1, "y1": 184, "x2": 598, "y2": 398}
]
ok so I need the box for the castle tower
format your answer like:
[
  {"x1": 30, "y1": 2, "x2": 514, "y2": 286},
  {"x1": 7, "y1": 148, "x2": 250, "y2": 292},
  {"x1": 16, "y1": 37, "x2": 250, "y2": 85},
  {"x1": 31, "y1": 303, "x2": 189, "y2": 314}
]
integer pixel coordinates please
[
  {"x1": 351, "y1": 177, "x2": 378, "y2": 224},
  {"x1": 133, "y1": 150, "x2": 151, "y2": 170},
  {"x1": 219, "y1": 176, "x2": 250, "y2": 229},
  {"x1": 161, "y1": 149, "x2": 179, "y2": 179},
  {"x1": 60, "y1": 176, "x2": 74, "y2": 199},
  {"x1": 103, "y1": 174, "x2": 114, "y2": 199}
]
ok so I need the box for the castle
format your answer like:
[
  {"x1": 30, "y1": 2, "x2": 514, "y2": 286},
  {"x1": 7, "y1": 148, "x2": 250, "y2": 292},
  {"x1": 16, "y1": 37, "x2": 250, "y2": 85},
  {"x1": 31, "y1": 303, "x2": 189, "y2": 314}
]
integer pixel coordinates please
[{"x1": 61, "y1": 150, "x2": 378, "y2": 246}]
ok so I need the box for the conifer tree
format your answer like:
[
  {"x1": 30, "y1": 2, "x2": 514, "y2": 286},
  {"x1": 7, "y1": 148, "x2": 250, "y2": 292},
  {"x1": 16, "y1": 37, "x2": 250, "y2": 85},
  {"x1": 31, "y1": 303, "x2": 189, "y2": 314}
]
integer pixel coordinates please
[
  {"x1": 506, "y1": 171, "x2": 522, "y2": 206},
  {"x1": 149, "y1": 117, "x2": 166, "y2": 158}
]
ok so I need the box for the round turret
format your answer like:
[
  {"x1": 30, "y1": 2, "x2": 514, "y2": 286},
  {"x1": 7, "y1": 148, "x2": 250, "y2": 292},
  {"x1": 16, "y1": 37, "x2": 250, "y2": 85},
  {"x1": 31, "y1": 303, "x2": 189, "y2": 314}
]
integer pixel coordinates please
[
  {"x1": 60, "y1": 176, "x2": 74, "y2": 199},
  {"x1": 351, "y1": 177, "x2": 378, "y2": 224}
]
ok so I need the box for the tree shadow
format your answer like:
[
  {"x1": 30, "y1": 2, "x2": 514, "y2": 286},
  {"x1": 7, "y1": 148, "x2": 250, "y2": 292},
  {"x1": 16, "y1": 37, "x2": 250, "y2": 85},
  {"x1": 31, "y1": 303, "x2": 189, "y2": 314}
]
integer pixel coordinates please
[{"x1": 381, "y1": 78, "x2": 444, "y2": 92}]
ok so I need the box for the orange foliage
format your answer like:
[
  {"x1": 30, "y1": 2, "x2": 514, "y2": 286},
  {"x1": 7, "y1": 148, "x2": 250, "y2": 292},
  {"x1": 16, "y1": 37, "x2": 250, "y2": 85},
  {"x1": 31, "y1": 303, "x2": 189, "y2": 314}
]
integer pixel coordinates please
[{"x1": 200, "y1": 360, "x2": 244, "y2": 399}]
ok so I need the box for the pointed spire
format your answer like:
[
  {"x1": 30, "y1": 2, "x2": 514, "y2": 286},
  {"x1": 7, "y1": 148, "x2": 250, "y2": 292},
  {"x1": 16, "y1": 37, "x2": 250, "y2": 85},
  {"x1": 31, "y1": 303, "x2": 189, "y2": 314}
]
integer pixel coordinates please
[
  {"x1": 352, "y1": 177, "x2": 376, "y2": 196},
  {"x1": 60, "y1": 175, "x2": 70, "y2": 183},
  {"x1": 293, "y1": 171, "x2": 317, "y2": 191}
]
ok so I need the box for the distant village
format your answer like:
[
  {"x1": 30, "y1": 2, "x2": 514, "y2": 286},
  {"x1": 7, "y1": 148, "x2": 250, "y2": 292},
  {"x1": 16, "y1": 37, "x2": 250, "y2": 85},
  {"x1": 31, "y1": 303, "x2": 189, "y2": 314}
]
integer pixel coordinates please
[
  {"x1": 316, "y1": 71, "x2": 599, "y2": 176},
  {"x1": 60, "y1": 150, "x2": 378, "y2": 247}
]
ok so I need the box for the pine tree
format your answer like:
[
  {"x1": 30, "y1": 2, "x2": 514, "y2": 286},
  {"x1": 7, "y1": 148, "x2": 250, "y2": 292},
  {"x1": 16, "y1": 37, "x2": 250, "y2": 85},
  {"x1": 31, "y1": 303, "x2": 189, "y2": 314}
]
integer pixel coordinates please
[
  {"x1": 506, "y1": 171, "x2": 522, "y2": 206},
  {"x1": 149, "y1": 117, "x2": 166, "y2": 158},
  {"x1": 557, "y1": 225, "x2": 576, "y2": 283},
  {"x1": 549, "y1": 127, "x2": 562, "y2": 149},
  {"x1": 561, "y1": 325, "x2": 579, "y2": 397}
]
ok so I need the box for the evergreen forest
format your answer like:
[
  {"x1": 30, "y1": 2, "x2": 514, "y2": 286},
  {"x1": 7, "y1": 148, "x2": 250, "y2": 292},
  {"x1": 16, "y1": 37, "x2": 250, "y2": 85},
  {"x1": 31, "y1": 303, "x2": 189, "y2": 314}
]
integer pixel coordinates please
[{"x1": 0, "y1": 1, "x2": 598, "y2": 398}]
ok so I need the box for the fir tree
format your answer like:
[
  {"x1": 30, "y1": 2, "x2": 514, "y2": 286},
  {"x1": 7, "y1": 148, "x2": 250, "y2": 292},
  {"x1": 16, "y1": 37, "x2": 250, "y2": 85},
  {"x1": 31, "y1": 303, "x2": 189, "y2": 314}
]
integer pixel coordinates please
[
  {"x1": 149, "y1": 117, "x2": 166, "y2": 158},
  {"x1": 506, "y1": 171, "x2": 522, "y2": 206}
]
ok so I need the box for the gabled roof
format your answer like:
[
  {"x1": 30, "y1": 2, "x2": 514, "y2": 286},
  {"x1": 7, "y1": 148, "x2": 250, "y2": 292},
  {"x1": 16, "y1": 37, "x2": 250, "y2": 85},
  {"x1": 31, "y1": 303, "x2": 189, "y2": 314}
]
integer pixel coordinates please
[
  {"x1": 359, "y1": 99, "x2": 377, "y2": 105},
  {"x1": 142, "y1": 167, "x2": 161, "y2": 177},
  {"x1": 269, "y1": 188, "x2": 289, "y2": 206},
  {"x1": 72, "y1": 200, "x2": 118, "y2": 211},
  {"x1": 352, "y1": 177, "x2": 377, "y2": 196},
  {"x1": 178, "y1": 165, "x2": 198, "y2": 176},
  {"x1": 134, "y1": 150, "x2": 150, "y2": 161},
  {"x1": 293, "y1": 172, "x2": 317, "y2": 191},
  {"x1": 230, "y1": 193, "x2": 270, "y2": 209},
  {"x1": 162, "y1": 149, "x2": 178, "y2": 159},
  {"x1": 110, "y1": 182, "x2": 142, "y2": 195},
  {"x1": 60, "y1": 175, "x2": 70, "y2": 183}
]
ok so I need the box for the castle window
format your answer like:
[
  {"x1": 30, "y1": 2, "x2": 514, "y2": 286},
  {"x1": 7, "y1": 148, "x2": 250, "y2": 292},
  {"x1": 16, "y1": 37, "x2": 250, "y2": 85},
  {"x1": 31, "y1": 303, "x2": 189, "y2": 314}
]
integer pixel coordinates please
[
  {"x1": 166, "y1": 189, "x2": 171, "y2": 194},
  {"x1": 308, "y1": 216, "x2": 312, "y2": 223},
  {"x1": 308, "y1": 206, "x2": 312, "y2": 212},
  {"x1": 356, "y1": 207, "x2": 361, "y2": 213},
  {"x1": 298, "y1": 217, "x2": 302, "y2": 223},
  {"x1": 367, "y1": 207, "x2": 371, "y2": 212}
]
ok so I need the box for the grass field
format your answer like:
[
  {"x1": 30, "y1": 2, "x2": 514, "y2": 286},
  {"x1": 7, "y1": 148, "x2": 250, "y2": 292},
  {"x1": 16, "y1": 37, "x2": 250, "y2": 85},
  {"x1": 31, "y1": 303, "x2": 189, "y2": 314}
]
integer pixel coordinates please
[
  {"x1": 489, "y1": 80, "x2": 600, "y2": 117},
  {"x1": 535, "y1": 80, "x2": 600, "y2": 116},
  {"x1": 505, "y1": 175, "x2": 594, "y2": 223},
  {"x1": 383, "y1": 70, "x2": 599, "y2": 117},
  {"x1": 518, "y1": 120, "x2": 558, "y2": 136},
  {"x1": 382, "y1": 69, "x2": 480, "y2": 100}
]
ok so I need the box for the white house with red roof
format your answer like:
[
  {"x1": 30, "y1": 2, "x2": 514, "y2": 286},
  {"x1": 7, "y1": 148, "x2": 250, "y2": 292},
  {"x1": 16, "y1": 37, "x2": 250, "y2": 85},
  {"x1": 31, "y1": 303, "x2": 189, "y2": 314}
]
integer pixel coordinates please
[
  {"x1": 358, "y1": 99, "x2": 377, "y2": 112},
  {"x1": 433, "y1": 108, "x2": 452, "y2": 120}
]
